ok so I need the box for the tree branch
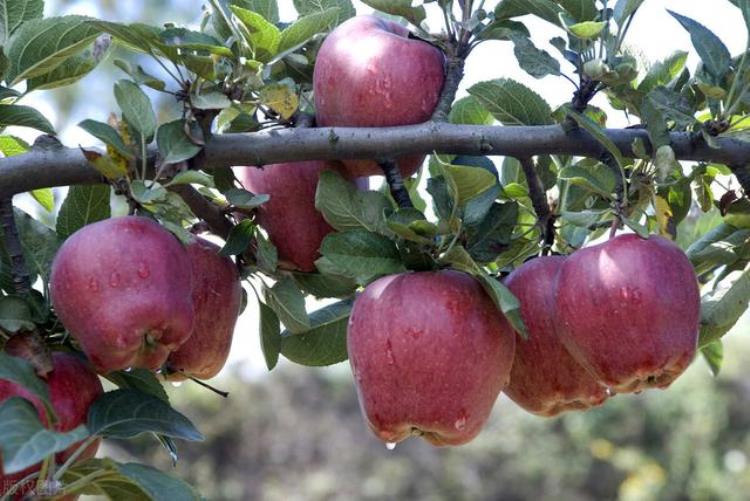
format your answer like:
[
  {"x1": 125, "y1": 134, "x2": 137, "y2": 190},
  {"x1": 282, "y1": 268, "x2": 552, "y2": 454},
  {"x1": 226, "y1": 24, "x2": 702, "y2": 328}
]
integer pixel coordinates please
[
  {"x1": 729, "y1": 164, "x2": 750, "y2": 195},
  {"x1": 518, "y1": 157, "x2": 555, "y2": 252},
  {"x1": 1, "y1": 124, "x2": 750, "y2": 196},
  {"x1": 378, "y1": 159, "x2": 414, "y2": 208},
  {"x1": 431, "y1": 56, "x2": 466, "y2": 122},
  {"x1": 0, "y1": 198, "x2": 31, "y2": 296}
]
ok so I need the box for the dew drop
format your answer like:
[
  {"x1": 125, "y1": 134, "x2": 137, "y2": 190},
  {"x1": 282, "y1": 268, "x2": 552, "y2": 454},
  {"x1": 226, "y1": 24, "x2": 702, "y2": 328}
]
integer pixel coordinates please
[
  {"x1": 137, "y1": 262, "x2": 151, "y2": 279},
  {"x1": 108, "y1": 271, "x2": 121, "y2": 288},
  {"x1": 87, "y1": 277, "x2": 100, "y2": 292},
  {"x1": 385, "y1": 442, "x2": 396, "y2": 451},
  {"x1": 385, "y1": 339, "x2": 395, "y2": 366},
  {"x1": 454, "y1": 414, "x2": 468, "y2": 431}
]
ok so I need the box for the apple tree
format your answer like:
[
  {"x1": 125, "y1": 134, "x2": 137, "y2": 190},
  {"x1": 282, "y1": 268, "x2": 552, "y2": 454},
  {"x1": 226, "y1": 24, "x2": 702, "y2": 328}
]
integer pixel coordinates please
[{"x1": 1, "y1": 0, "x2": 750, "y2": 498}]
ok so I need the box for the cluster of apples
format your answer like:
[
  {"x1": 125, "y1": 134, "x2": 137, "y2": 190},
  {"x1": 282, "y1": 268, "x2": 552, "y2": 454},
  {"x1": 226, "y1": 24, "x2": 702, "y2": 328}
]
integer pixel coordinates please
[
  {"x1": 1, "y1": 217, "x2": 242, "y2": 497},
  {"x1": 237, "y1": 15, "x2": 445, "y2": 270},
  {"x1": 348, "y1": 234, "x2": 701, "y2": 447}
]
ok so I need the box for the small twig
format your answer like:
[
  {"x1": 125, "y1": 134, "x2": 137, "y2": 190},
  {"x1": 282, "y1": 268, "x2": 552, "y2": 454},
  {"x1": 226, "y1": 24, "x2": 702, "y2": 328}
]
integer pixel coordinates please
[
  {"x1": 518, "y1": 157, "x2": 555, "y2": 253},
  {"x1": 0, "y1": 198, "x2": 31, "y2": 296},
  {"x1": 729, "y1": 164, "x2": 750, "y2": 196},
  {"x1": 432, "y1": 55, "x2": 466, "y2": 122},
  {"x1": 168, "y1": 185, "x2": 232, "y2": 240},
  {"x1": 378, "y1": 159, "x2": 414, "y2": 209}
]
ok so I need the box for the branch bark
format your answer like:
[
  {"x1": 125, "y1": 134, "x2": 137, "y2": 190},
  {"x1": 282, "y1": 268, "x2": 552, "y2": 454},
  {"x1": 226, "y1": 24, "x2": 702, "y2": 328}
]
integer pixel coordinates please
[
  {"x1": 378, "y1": 159, "x2": 414, "y2": 208},
  {"x1": 167, "y1": 185, "x2": 233, "y2": 240},
  {"x1": 431, "y1": 56, "x2": 466, "y2": 122},
  {"x1": 518, "y1": 157, "x2": 555, "y2": 252},
  {"x1": 0, "y1": 198, "x2": 31, "y2": 296},
  {"x1": 1, "y1": 123, "x2": 750, "y2": 196}
]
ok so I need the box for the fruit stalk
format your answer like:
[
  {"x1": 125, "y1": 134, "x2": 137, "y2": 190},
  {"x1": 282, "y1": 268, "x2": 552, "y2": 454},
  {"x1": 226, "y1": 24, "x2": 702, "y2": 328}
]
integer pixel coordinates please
[{"x1": 378, "y1": 159, "x2": 414, "y2": 209}]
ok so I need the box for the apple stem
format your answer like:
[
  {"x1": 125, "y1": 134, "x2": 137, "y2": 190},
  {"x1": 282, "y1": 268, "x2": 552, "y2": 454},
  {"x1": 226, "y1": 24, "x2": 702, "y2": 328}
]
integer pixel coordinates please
[
  {"x1": 187, "y1": 375, "x2": 230, "y2": 398},
  {"x1": 0, "y1": 197, "x2": 31, "y2": 296},
  {"x1": 379, "y1": 159, "x2": 414, "y2": 209},
  {"x1": 609, "y1": 217, "x2": 620, "y2": 239},
  {"x1": 518, "y1": 157, "x2": 555, "y2": 253}
]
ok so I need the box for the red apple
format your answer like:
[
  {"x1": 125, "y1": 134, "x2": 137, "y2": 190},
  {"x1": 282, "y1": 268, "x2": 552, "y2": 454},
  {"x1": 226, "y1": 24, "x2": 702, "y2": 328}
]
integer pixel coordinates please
[
  {"x1": 166, "y1": 237, "x2": 242, "y2": 381},
  {"x1": 313, "y1": 15, "x2": 445, "y2": 177},
  {"x1": 554, "y1": 234, "x2": 700, "y2": 394},
  {"x1": 503, "y1": 256, "x2": 609, "y2": 416},
  {"x1": 0, "y1": 351, "x2": 103, "y2": 499},
  {"x1": 50, "y1": 216, "x2": 194, "y2": 373},
  {"x1": 347, "y1": 270, "x2": 516, "y2": 446},
  {"x1": 236, "y1": 161, "x2": 367, "y2": 272}
]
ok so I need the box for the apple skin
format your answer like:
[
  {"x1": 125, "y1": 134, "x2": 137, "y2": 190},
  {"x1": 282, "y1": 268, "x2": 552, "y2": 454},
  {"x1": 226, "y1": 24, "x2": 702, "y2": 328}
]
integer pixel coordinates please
[
  {"x1": 166, "y1": 237, "x2": 242, "y2": 381},
  {"x1": 347, "y1": 270, "x2": 516, "y2": 446},
  {"x1": 0, "y1": 352, "x2": 103, "y2": 499},
  {"x1": 554, "y1": 234, "x2": 700, "y2": 394},
  {"x1": 503, "y1": 256, "x2": 609, "y2": 416},
  {"x1": 236, "y1": 162, "x2": 368, "y2": 273},
  {"x1": 313, "y1": 15, "x2": 445, "y2": 178},
  {"x1": 50, "y1": 216, "x2": 194, "y2": 373}
]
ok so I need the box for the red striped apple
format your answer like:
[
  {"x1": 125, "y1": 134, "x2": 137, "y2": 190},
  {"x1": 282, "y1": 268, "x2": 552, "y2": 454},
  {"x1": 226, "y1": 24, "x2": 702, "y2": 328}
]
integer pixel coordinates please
[
  {"x1": 554, "y1": 234, "x2": 700, "y2": 394},
  {"x1": 313, "y1": 15, "x2": 445, "y2": 177},
  {"x1": 503, "y1": 256, "x2": 609, "y2": 416},
  {"x1": 50, "y1": 217, "x2": 194, "y2": 373},
  {"x1": 347, "y1": 270, "x2": 515, "y2": 446}
]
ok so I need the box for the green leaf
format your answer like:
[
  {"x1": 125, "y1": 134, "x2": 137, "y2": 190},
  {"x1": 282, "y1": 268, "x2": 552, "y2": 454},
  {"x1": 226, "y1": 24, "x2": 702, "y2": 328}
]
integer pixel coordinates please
[
  {"x1": 477, "y1": 19, "x2": 530, "y2": 41},
  {"x1": 281, "y1": 300, "x2": 352, "y2": 366},
  {"x1": 259, "y1": 300, "x2": 282, "y2": 370},
  {"x1": 315, "y1": 170, "x2": 391, "y2": 233},
  {"x1": 558, "y1": 163, "x2": 617, "y2": 198},
  {"x1": 265, "y1": 277, "x2": 310, "y2": 334},
  {"x1": 613, "y1": 0, "x2": 645, "y2": 26},
  {"x1": 78, "y1": 119, "x2": 133, "y2": 159},
  {"x1": 556, "y1": 0, "x2": 597, "y2": 21},
  {"x1": 512, "y1": 36, "x2": 561, "y2": 79},
  {"x1": 0, "y1": 104, "x2": 55, "y2": 134},
  {"x1": 231, "y1": 6, "x2": 281, "y2": 62},
  {"x1": 30, "y1": 188, "x2": 54, "y2": 212},
  {"x1": 446, "y1": 165, "x2": 498, "y2": 205},
  {"x1": 468, "y1": 78, "x2": 553, "y2": 125},
  {"x1": 56, "y1": 185, "x2": 112, "y2": 240},
  {"x1": 638, "y1": 51, "x2": 689, "y2": 94},
  {"x1": 26, "y1": 37, "x2": 111, "y2": 91},
  {"x1": 0, "y1": 295, "x2": 35, "y2": 332},
  {"x1": 668, "y1": 10, "x2": 731, "y2": 81},
  {"x1": 0, "y1": 0, "x2": 44, "y2": 45},
  {"x1": 114, "y1": 79, "x2": 156, "y2": 141},
  {"x1": 157, "y1": 120, "x2": 202, "y2": 165},
  {"x1": 566, "y1": 110, "x2": 625, "y2": 169},
  {"x1": 386, "y1": 208, "x2": 431, "y2": 244},
  {"x1": 166, "y1": 171, "x2": 215, "y2": 188},
  {"x1": 278, "y1": 7, "x2": 339, "y2": 53},
  {"x1": 566, "y1": 20, "x2": 606, "y2": 39},
  {"x1": 117, "y1": 462, "x2": 202, "y2": 501},
  {"x1": 160, "y1": 27, "x2": 233, "y2": 57},
  {"x1": 233, "y1": 0, "x2": 280, "y2": 23},
  {"x1": 105, "y1": 369, "x2": 170, "y2": 403},
  {"x1": 687, "y1": 223, "x2": 750, "y2": 275},
  {"x1": 701, "y1": 340, "x2": 723, "y2": 377},
  {"x1": 360, "y1": 0, "x2": 426, "y2": 26},
  {"x1": 219, "y1": 219, "x2": 255, "y2": 256},
  {"x1": 0, "y1": 135, "x2": 29, "y2": 156},
  {"x1": 190, "y1": 90, "x2": 232, "y2": 110},
  {"x1": 319, "y1": 230, "x2": 406, "y2": 285},
  {"x1": 113, "y1": 59, "x2": 166, "y2": 91},
  {"x1": 479, "y1": 275, "x2": 528, "y2": 339},
  {"x1": 699, "y1": 263, "x2": 750, "y2": 346},
  {"x1": 87, "y1": 389, "x2": 204, "y2": 441},
  {"x1": 293, "y1": 270, "x2": 357, "y2": 298},
  {"x1": 12, "y1": 208, "x2": 60, "y2": 284},
  {"x1": 495, "y1": 0, "x2": 565, "y2": 27},
  {"x1": 466, "y1": 202, "x2": 519, "y2": 263},
  {"x1": 0, "y1": 397, "x2": 89, "y2": 474},
  {"x1": 255, "y1": 231, "x2": 278, "y2": 274},
  {"x1": 225, "y1": 188, "x2": 270, "y2": 209},
  {"x1": 5, "y1": 15, "x2": 101, "y2": 85},
  {"x1": 293, "y1": 0, "x2": 355, "y2": 22},
  {"x1": 449, "y1": 96, "x2": 494, "y2": 125},
  {"x1": 0, "y1": 352, "x2": 50, "y2": 406}
]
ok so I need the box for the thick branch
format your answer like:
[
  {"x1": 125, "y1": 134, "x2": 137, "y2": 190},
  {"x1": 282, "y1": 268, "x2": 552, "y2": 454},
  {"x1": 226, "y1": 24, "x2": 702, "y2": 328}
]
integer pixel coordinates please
[
  {"x1": 518, "y1": 157, "x2": 554, "y2": 251},
  {"x1": 168, "y1": 185, "x2": 232, "y2": 240},
  {"x1": 2, "y1": 124, "x2": 750, "y2": 196},
  {"x1": 378, "y1": 159, "x2": 414, "y2": 208},
  {"x1": 0, "y1": 198, "x2": 31, "y2": 295}
]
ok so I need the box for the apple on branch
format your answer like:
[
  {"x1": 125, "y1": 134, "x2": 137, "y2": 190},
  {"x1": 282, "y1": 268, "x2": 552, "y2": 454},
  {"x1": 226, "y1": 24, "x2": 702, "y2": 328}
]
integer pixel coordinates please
[
  {"x1": 313, "y1": 15, "x2": 446, "y2": 178},
  {"x1": 554, "y1": 234, "x2": 700, "y2": 394},
  {"x1": 347, "y1": 270, "x2": 516, "y2": 447}
]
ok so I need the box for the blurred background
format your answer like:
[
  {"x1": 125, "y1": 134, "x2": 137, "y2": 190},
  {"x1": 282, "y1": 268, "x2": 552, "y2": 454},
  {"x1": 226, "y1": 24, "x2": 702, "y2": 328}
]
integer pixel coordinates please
[{"x1": 10, "y1": 1, "x2": 750, "y2": 499}]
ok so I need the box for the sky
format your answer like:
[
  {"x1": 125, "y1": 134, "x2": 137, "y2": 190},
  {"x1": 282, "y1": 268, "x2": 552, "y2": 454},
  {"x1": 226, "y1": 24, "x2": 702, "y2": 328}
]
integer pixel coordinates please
[{"x1": 12, "y1": 1, "x2": 749, "y2": 380}]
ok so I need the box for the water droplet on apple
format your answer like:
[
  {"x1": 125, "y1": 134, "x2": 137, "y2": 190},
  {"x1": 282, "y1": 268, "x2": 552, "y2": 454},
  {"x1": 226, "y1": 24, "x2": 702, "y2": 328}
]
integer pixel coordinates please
[
  {"x1": 87, "y1": 277, "x2": 100, "y2": 292},
  {"x1": 385, "y1": 339, "x2": 395, "y2": 365},
  {"x1": 137, "y1": 262, "x2": 151, "y2": 279},
  {"x1": 385, "y1": 442, "x2": 396, "y2": 451},
  {"x1": 454, "y1": 415, "x2": 467, "y2": 431},
  {"x1": 171, "y1": 381, "x2": 183, "y2": 388},
  {"x1": 108, "y1": 271, "x2": 121, "y2": 287}
]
